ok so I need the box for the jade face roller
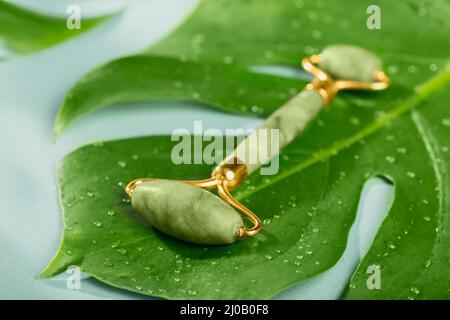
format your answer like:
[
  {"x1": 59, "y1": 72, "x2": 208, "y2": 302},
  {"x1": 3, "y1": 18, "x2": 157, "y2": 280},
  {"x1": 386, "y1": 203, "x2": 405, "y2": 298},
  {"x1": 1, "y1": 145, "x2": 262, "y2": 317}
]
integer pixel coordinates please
[{"x1": 125, "y1": 45, "x2": 390, "y2": 245}]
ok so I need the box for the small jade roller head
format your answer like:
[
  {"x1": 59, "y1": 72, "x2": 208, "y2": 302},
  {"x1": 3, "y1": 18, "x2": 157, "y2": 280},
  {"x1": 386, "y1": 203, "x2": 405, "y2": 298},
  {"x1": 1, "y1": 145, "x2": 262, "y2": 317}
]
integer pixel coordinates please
[{"x1": 319, "y1": 44, "x2": 382, "y2": 82}]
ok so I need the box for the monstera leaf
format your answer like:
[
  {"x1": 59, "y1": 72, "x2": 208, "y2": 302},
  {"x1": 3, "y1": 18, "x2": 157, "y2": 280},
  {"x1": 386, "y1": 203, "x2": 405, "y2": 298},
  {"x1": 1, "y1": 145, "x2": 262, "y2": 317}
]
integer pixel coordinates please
[
  {"x1": 0, "y1": 1, "x2": 111, "y2": 55},
  {"x1": 42, "y1": 0, "x2": 450, "y2": 299}
]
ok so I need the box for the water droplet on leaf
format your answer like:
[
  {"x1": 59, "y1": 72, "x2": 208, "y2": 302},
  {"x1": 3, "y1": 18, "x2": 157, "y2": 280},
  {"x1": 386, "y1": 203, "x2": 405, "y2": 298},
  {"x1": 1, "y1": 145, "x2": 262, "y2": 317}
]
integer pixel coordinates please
[{"x1": 93, "y1": 221, "x2": 103, "y2": 227}]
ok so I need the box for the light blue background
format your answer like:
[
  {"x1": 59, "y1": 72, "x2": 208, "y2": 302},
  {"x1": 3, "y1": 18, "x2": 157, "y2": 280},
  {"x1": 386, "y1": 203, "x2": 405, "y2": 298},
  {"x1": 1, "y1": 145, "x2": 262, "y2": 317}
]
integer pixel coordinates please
[{"x1": 0, "y1": 0, "x2": 392, "y2": 299}]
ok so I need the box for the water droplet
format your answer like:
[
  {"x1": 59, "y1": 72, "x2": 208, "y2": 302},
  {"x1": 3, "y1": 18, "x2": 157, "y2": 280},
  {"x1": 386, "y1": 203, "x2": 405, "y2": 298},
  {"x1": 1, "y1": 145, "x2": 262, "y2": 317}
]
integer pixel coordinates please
[
  {"x1": 65, "y1": 226, "x2": 73, "y2": 231},
  {"x1": 107, "y1": 210, "x2": 116, "y2": 216},
  {"x1": 349, "y1": 117, "x2": 360, "y2": 125},
  {"x1": 312, "y1": 30, "x2": 322, "y2": 39},
  {"x1": 157, "y1": 246, "x2": 164, "y2": 251},
  {"x1": 307, "y1": 11, "x2": 318, "y2": 21},
  {"x1": 117, "y1": 248, "x2": 127, "y2": 255},
  {"x1": 417, "y1": 6, "x2": 427, "y2": 16},
  {"x1": 137, "y1": 247, "x2": 144, "y2": 252},
  {"x1": 314, "y1": 260, "x2": 320, "y2": 265},
  {"x1": 191, "y1": 92, "x2": 201, "y2": 99},
  {"x1": 442, "y1": 118, "x2": 450, "y2": 127},
  {"x1": 375, "y1": 110, "x2": 386, "y2": 118},
  {"x1": 387, "y1": 242, "x2": 396, "y2": 250},
  {"x1": 396, "y1": 147, "x2": 407, "y2": 154},
  {"x1": 251, "y1": 105, "x2": 260, "y2": 113},
  {"x1": 424, "y1": 259, "x2": 432, "y2": 268},
  {"x1": 131, "y1": 154, "x2": 139, "y2": 160},
  {"x1": 111, "y1": 241, "x2": 121, "y2": 248},
  {"x1": 306, "y1": 250, "x2": 313, "y2": 255},
  {"x1": 223, "y1": 55, "x2": 234, "y2": 64},
  {"x1": 65, "y1": 249, "x2": 73, "y2": 256},
  {"x1": 428, "y1": 64, "x2": 438, "y2": 72},
  {"x1": 278, "y1": 92, "x2": 287, "y2": 100},
  {"x1": 407, "y1": 65, "x2": 418, "y2": 73},
  {"x1": 117, "y1": 161, "x2": 127, "y2": 168},
  {"x1": 135, "y1": 286, "x2": 143, "y2": 291},
  {"x1": 174, "y1": 278, "x2": 180, "y2": 282},
  {"x1": 293, "y1": 0, "x2": 304, "y2": 9},
  {"x1": 385, "y1": 156, "x2": 396, "y2": 163},
  {"x1": 103, "y1": 261, "x2": 113, "y2": 267},
  {"x1": 173, "y1": 81, "x2": 183, "y2": 88},
  {"x1": 313, "y1": 228, "x2": 319, "y2": 233},
  {"x1": 93, "y1": 141, "x2": 104, "y2": 147},
  {"x1": 411, "y1": 287, "x2": 420, "y2": 295},
  {"x1": 387, "y1": 65, "x2": 399, "y2": 74},
  {"x1": 406, "y1": 171, "x2": 416, "y2": 178},
  {"x1": 423, "y1": 216, "x2": 431, "y2": 222},
  {"x1": 263, "y1": 219, "x2": 272, "y2": 225},
  {"x1": 93, "y1": 221, "x2": 103, "y2": 227},
  {"x1": 264, "y1": 50, "x2": 274, "y2": 59},
  {"x1": 86, "y1": 192, "x2": 94, "y2": 198},
  {"x1": 188, "y1": 290, "x2": 198, "y2": 296},
  {"x1": 265, "y1": 255, "x2": 273, "y2": 260}
]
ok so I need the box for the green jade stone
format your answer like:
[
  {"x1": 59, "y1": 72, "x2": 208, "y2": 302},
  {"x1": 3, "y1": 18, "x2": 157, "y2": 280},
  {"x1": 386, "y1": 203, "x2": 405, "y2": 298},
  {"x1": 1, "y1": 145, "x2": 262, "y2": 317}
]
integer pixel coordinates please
[
  {"x1": 132, "y1": 180, "x2": 244, "y2": 245},
  {"x1": 319, "y1": 44, "x2": 382, "y2": 82}
]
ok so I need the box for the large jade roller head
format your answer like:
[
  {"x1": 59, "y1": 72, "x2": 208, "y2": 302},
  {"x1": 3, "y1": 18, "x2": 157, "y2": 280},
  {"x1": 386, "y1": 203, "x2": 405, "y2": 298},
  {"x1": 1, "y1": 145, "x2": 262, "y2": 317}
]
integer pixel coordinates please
[
  {"x1": 125, "y1": 44, "x2": 389, "y2": 246},
  {"x1": 126, "y1": 161, "x2": 254, "y2": 245}
]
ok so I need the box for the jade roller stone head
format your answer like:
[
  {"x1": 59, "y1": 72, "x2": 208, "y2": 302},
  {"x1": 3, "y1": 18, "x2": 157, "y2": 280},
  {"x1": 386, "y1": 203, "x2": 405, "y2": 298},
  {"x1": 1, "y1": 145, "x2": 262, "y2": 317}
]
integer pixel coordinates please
[
  {"x1": 131, "y1": 180, "x2": 244, "y2": 245},
  {"x1": 319, "y1": 44, "x2": 382, "y2": 82}
]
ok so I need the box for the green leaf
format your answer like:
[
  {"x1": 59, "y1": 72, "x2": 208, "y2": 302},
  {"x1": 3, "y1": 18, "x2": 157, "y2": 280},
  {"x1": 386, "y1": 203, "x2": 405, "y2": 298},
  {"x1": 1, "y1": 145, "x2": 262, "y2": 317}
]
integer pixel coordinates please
[
  {"x1": 54, "y1": 56, "x2": 302, "y2": 137},
  {"x1": 43, "y1": 0, "x2": 450, "y2": 299},
  {"x1": 0, "y1": 1, "x2": 111, "y2": 55},
  {"x1": 42, "y1": 67, "x2": 450, "y2": 299}
]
